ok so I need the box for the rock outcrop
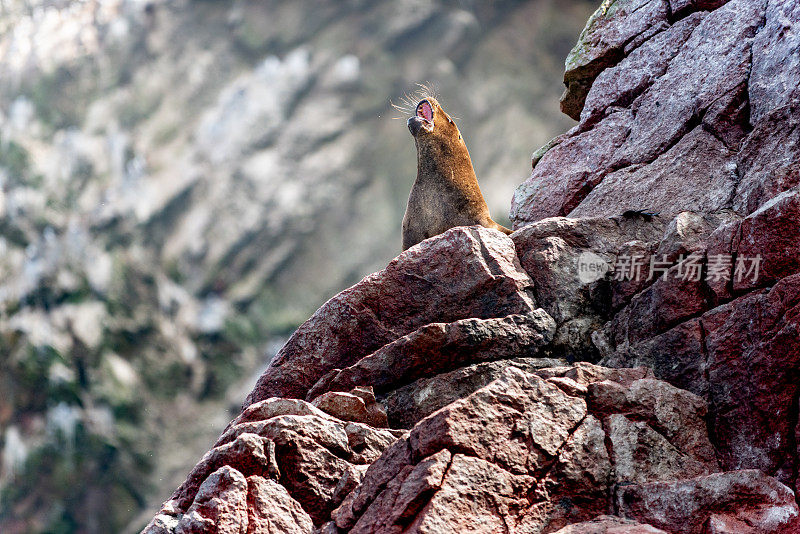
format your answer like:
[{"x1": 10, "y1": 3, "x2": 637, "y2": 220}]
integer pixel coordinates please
[
  {"x1": 0, "y1": 2, "x2": 595, "y2": 532},
  {"x1": 143, "y1": 0, "x2": 800, "y2": 532}
]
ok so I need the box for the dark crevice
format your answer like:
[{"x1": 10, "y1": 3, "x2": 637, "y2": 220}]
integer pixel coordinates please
[
  {"x1": 599, "y1": 415, "x2": 619, "y2": 515},
  {"x1": 789, "y1": 389, "x2": 799, "y2": 504},
  {"x1": 393, "y1": 452, "x2": 454, "y2": 530},
  {"x1": 697, "y1": 316, "x2": 724, "y2": 471}
]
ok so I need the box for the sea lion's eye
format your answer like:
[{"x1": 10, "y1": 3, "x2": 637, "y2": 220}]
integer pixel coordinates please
[{"x1": 416, "y1": 101, "x2": 433, "y2": 122}]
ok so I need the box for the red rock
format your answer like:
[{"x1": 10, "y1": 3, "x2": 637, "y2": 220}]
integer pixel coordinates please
[
  {"x1": 174, "y1": 466, "x2": 249, "y2": 534},
  {"x1": 311, "y1": 387, "x2": 388, "y2": 428},
  {"x1": 403, "y1": 453, "x2": 537, "y2": 533},
  {"x1": 623, "y1": 379, "x2": 716, "y2": 466},
  {"x1": 570, "y1": 127, "x2": 737, "y2": 222},
  {"x1": 733, "y1": 105, "x2": 800, "y2": 215},
  {"x1": 340, "y1": 365, "x2": 727, "y2": 532},
  {"x1": 255, "y1": 418, "x2": 384, "y2": 523},
  {"x1": 245, "y1": 476, "x2": 313, "y2": 534},
  {"x1": 551, "y1": 515, "x2": 668, "y2": 534},
  {"x1": 245, "y1": 226, "x2": 536, "y2": 403},
  {"x1": 511, "y1": 215, "x2": 663, "y2": 359},
  {"x1": 702, "y1": 81, "x2": 750, "y2": 150},
  {"x1": 703, "y1": 220, "x2": 740, "y2": 304},
  {"x1": 734, "y1": 190, "x2": 800, "y2": 291},
  {"x1": 348, "y1": 449, "x2": 451, "y2": 533},
  {"x1": 607, "y1": 254, "x2": 710, "y2": 346},
  {"x1": 510, "y1": 112, "x2": 632, "y2": 226},
  {"x1": 231, "y1": 397, "x2": 333, "y2": 427},
  {"x1": 560, "y1": 0, "x2": 670, "y2": 120},
  {"x1": 332, "y1": 439, "x2": 413, "y2": 530},
  {"x1": 536, "y1": 362, "x2": 654, "y2": 388},
  {"x1": 615, "y1": 470, "x2": 799, "y2": 534},
  {"x1": 172, "y1": 432, "x2": 279, "y2": 510},
  {"x1": 655, "y1": 212, "x2": 735, "y2": 264},
  {"x1": 581, "y1": 14, "x2": 703, "y2": 127},
  {"x1": 702, "y1": 274, "x2": 800, "y2": 485},
  {"x1": 669, "y1": 0, "x2": 729, "y2": 18},
  {"x1": 544, "y1": 414, "x2": 611, "y2": 505},
  {"x1": 607, "y1": 273, "x2": 800, "y2": 489},
  {"x1": 383, "y1": 357, "x2": 566, "y2": 429},
  {"x1": 306, "y1": 311, "x2": 555, "y2": 402},
  {"x1": 606, "y1": 413, "x2": 711, "y2": 484},
  {"x1": 609, "y1": 240, "x2": 657, "y2": 312},
  {"x1": 609, "y1": 0, "x2": 763, "y2": 166},
  {"x1": 513, "y1": 216, "x2": 662, "y2": 323},
  {"x1": 154, "y1": 399, "x2": 401, "y2": 529},
  {"x1": 409, "y1": 367, "x2": 588, "y2": 474},
  {"x1": 749, "y1": 0, "x2": 800, "y2": 124}
]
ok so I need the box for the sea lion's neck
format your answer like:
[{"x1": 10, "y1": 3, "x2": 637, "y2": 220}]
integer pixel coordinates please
[{"x1": 415, "y1": 140, "x2": 477, "y2": 187}]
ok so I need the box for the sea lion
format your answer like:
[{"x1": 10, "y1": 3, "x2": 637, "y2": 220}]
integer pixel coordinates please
[{"x1": 402, "y1": 96, "x2": 512, "y2": 251}]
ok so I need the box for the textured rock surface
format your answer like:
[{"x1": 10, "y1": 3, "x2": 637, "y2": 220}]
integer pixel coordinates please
[
  {"x1": 615, "y1": 470, "x2": 800, "y2": 534},
  {"x1": 551, "y1": 516, "x2": 669, "y2": 534},
  {"x1": 512, "y1": 0, "x2": 800, "y2": 229},
  {"x1": 142, "y1": 397, "x2": 403, "y2": 530},
  {"x1": 383, "y1": 357, "x2": 565, "y2": 429},
  {"x1": 246, "y1": 226, "x2": 537, "y2": 403},
  {"x1": 306, "y1": 310, "x2": 555, "y2": 403},
  {"x1": 329, "y1": 365, "x2": 794, "y2": 533}
]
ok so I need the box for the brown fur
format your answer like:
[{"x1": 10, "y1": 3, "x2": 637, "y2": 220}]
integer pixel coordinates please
[{"x1": 401, "y1": 95, "x2": 512, "y2": 251}]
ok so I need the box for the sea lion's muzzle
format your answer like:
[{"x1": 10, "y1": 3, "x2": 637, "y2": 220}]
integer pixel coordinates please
[{"x1": 408, "y1": 116, "x2": 426, "y2": 136}]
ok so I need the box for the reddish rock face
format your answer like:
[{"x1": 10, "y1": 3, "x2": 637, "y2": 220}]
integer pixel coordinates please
[
  {"x1": 513, "y1": 0, "x2": 800, "y2": 231},
  {"x1": 559, "y1": 0, "x2": 670, "y2": 120},
  {"x1": 245, "y1": 226, "x2": 536, "y2": 403},
  {"x1": 305, "y1": 311, "x2": 556, "y2": 404},
  {"x1": 551, "y1": 515, "x2": 669, "y2": 534},
  {"x1": 615, "y1": 470, "x2": 800, "y2": 534},
  {"x1": 569, "y1": 127, "x2": 738, "y2": 222},
  {"x1": 331, "y1": 365, "x2": 796, "y2": 533},
  {"x1": 142, "y1": 398, "x2": 404, "y2": 530},
  {"x1": 509, "y1": 112, "x2": 633, "y2": 225},
  {"x1": 732, "y1": 105, "x2": 800, "y2": 214}
]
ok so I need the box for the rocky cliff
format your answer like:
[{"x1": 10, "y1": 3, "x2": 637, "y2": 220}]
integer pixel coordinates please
[
  {"x1": 142, "y1": 0, "x2": 800, "y2": 532},
  {"x1": 0, "y1": 1, "x2": 595, "y2": 532}
]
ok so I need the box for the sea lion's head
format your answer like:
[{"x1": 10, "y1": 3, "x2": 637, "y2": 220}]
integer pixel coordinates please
[{"x1": 407, "y1": 97, "x2": 464, "y2": 147}]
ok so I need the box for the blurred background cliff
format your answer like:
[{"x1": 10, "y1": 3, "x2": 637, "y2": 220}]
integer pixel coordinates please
[{"x1": 0, "y1": 0, "x2": 595, "y2": 531}]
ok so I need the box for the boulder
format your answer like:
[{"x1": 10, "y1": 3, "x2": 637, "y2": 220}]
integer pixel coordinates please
[
  {"x1": 334, "y1": 364, "x2": 725, "y2": 533},
  {"x1": 383, "y1": 357, "x2": 566, "y2": 429},
  {"x1": 306, "y1": 311, "x2": 556, "y2": 402},
  {"x1": 615, "y1": 470, "x2": 799, "y2": 533},
  {"x1": 246, "y1": 226, "x2": 536, "y2": 403},
  {"x1": 560, "y1": 0, "x2": 670, "y2": 120},
  {"x1": 311, "y1": 387, "x2": 389, "y2": 428},
  {"x1": 551, "y1": 515, "x2": 668, "y2": 534},
  {"x1": 144, "y1": 398, "x2": 403, "y2": 529}
]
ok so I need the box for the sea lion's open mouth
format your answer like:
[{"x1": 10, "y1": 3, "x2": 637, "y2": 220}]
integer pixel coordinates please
[
  {"x1": 407, "y1": 99, "x2": 435, "y2": 136},
  {"x1": 414, "y1": 100, "x2": 434, "y2": 132},
  {"x1": 417, "y1": 100, "x2": 433, "y2": 122}
]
